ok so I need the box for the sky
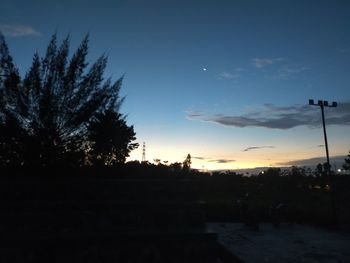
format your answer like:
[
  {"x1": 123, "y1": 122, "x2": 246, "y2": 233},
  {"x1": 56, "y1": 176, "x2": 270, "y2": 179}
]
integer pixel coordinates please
[{"x1": 1, "y1": 0, "x2": 349, "y2": 170}]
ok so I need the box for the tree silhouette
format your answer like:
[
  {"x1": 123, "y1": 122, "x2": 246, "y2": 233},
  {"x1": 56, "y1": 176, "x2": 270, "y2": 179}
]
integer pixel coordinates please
[
  {"x1": 87, "y1": 110, "x2": 138, "y2": 165},
  {"x1": 170, "y1": 162, "x2": 182, "y2": 173},
  {"x1": 0, "y1": 32, "x2": 134, "y2": 167},
  {"x1": 183, "y1": 153, "x2": 191, "y2": 172},
  {"x1": 343, "y1": 151, "x2": 350, "y2": 171},
  {"x1": 153, "y1": 159, "x2": 161, "y2": 165},
  {"x1": 315, "y1": 163, "x2": 323, "y2": 177}
]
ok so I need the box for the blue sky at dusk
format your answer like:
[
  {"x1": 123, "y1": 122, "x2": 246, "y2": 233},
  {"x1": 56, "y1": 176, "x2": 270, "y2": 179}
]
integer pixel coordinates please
[{"x1": 1, "y1": 0, "x2": 349, "y2": 169}]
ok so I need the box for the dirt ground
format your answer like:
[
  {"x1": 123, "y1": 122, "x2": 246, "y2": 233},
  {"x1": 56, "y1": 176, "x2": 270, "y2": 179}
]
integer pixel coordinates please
[{"x1": 208, "y1": 223, "x2": 350, "y2": 263}]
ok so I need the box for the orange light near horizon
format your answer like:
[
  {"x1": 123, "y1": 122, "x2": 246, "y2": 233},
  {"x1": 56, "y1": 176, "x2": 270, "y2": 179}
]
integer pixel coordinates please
[
  {"x1": 126, "y1": 140, "x2": 340, "y2": 171},
  {"x1": 128, "y1": 147, "x2": 290, "y2": 170},
  {"x1": 191, "y1": 160, "x2": 276, "y2": 171}
]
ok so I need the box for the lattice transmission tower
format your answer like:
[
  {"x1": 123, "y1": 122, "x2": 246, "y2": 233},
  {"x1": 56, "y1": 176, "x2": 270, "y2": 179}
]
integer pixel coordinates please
[{"x1": 142, "y1": 142, "x2": 146, "y2": 162}]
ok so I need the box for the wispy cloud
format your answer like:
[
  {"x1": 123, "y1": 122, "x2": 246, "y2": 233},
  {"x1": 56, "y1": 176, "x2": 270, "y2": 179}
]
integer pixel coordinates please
[
  {"x1": 251, "y1": 57, "x2": 308, "y2": 79},
  {"x1": 218, "y1": 71, "x2": 237, "y2": 80},
  {"x1": 187, "y1": 102, "x2": 350, "y2": 130},
  {"x1": 251, "y1": 57, "x2": 284, "y2": 68},
  {"x1": 338, "y1": 47, "x2": 350, "y2": 54},
  {"x1": 278, "y1": 155, "x2": 346, "y2": 167},
  {"x1": 218, "y1": 68, "x2": 244, "y2": 80},
  {"x1": 192, "y1": 156, "x2": 206, "y2": 160},
  {"x1": 0, "y1": 24, "x2": 41, "y2": 37},
  {"x1": 271, "y1": 64, "x2": 309, "y2": 79},
  {"x1": 208, "y1": 159, "x2": 236, "y2": 164},
  {"x1": 243, "y1": 146, "x2": 275, "y2": 152},
  {"x1": 192, "y1": 156, "x2": 235, "y2": 163}
]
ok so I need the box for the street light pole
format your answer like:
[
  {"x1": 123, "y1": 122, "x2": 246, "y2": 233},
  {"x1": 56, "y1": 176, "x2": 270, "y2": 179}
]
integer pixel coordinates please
[
  {"x1": 309, "y1": 99, "x2": 337, "y2": 227},
  {"x1": 320, "y1": 103, "x2": 330, "y2": 168}
]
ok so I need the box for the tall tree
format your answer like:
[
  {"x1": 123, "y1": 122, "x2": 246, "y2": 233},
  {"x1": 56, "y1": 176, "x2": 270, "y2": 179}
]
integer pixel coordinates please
[
  {"x1": 0, "y1": 32, "x2": 136, "y2": 167},
  {"x1": 183, "y1": 153, "x2": 191, "y2": 172},
  {"x1": 0, "y1": 33, "x2": 22, "y2": 165}
]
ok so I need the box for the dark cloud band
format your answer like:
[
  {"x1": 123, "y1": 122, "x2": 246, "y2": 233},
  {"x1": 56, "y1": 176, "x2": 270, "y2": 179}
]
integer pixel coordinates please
[
  {"x1": 208, "y1": 159, "x2": 236, "y2": 164},
  {"x1": 243, "y1": 146, "x2": 275, "y2": 152},
  {"x1": 192, "y1": 156, "x2": 235, "y2": 163},
  {"x1": 187, "y1": 102, "x2": 350, "y2": 130}
]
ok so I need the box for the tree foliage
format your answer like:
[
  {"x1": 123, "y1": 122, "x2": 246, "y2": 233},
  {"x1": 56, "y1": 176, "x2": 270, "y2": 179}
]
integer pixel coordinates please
[
  {"x1": 87, "y1": 110, "x2": 138, "y2": 165},
  {"x1": 182, "y1": 153, "x2": 191, "y2": 172},
  {"x1": 0, "y1": 32, "x2": 137, "y2": 167},
  {"x1": 343, "y1": 151, "x2": 350, "y2": 171}
]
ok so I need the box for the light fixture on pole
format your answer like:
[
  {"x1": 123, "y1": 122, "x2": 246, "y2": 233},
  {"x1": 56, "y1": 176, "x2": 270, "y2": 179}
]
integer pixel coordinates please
[{"x1": 308, "y1": 99, "x2": 338, "y2": 226}]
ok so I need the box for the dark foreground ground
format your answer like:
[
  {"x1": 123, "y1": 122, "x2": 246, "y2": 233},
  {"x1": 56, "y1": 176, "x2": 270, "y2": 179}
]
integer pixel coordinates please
[
  {"x1": 1, "y1": 168, "x2": 349, "y2": 262},
  {"x1": 209, "y1": 222, "x2": 350, "y2": 263}
]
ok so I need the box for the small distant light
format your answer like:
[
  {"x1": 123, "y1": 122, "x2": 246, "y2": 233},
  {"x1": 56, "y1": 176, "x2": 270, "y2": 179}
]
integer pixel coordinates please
[
  {"x1": 202, "y1": 68, "x2": 207, "y2": 71},
  {"x1": 261, "y1": 171, "x2": 264, "y2": 174},
  {"x1": 337, "y1": 169, "x2": 341, "y2": 173}
]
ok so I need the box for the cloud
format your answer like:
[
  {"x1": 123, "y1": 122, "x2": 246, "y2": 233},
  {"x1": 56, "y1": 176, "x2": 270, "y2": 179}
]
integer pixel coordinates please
[
  {"x1": 278, "y1": 155, "x2": 347, "y2": 167},
  {"x1": 0, "y1": 24, "x2": 41, "y2": 37},
  {"x1": 271, "y1": 64, "x2": 309, "y2": 79},
  {"x1": 192, "y1": 156, "x2": 206, "y2": 160},
  {"x1": 208, "y1": 159, "x2": 236, "y2": 164},
  {"x1": 187, "y1": 102, "x2": 350, "y2": 130},
  {"x1": 192, "y1": 156, "x2": 235, "y2": 163},
  {"x1": 218, "y1": 68, "x2": 244, "y2": 80},
  {"x1": 243, "y1": 146, "x2": 275, "y2": 152},
  {"x1": 251, "y1": 57, "x2": 284, "y2": 68},
  {"x1": 218, "y1": 71, "x2": 237, "y2": 80},
  {"x1": 338, "y1": 47, "x2": 350, "y2": 54},
  {"x1": 250, "y1": 57, "x2": 309, "y2": 79}
]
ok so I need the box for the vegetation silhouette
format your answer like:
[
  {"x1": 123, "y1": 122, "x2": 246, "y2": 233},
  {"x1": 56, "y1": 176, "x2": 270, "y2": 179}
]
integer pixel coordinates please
[
  {"x1": 343, "y1": 151, "x2": 350, "y2": 171},
  {"x1": 182, "y1": 153, "x2": 192, "y2": 173},
  {"x1": 0, "y1": 32, "x2": 137, "y2": 167},
  {"x1": 87, "y1": 110, "x2": 138, "y2": 165}
]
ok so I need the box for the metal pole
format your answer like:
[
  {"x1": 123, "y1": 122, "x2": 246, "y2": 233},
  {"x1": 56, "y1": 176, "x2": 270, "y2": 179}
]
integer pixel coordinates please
[
  {"x1": 320, "y1": 104, "x2": 330, "y2": 167},
  {"x1": 309, "y1": 99, "x2": 338, "y2": 228},
  {"x1": 319, "y1": 103, "x2": 337, "y2": 228}
]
